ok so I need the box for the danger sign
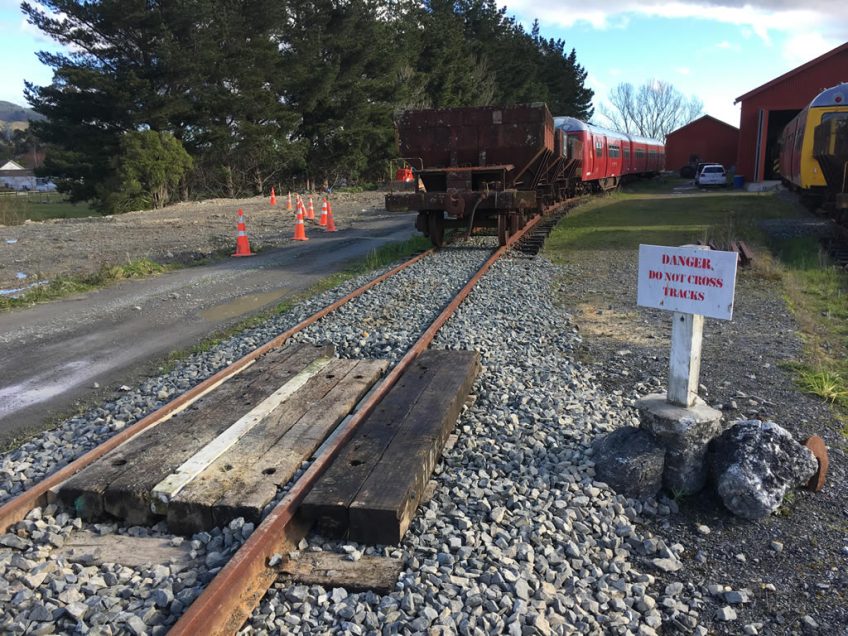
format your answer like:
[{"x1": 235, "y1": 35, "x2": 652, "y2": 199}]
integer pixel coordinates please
[{"x1": 637, "y1": 244, "x2": 738, "y2": 320}]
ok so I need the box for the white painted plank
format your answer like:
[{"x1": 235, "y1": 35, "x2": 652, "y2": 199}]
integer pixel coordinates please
[
  {"x1": 150, "y1": 356, "x2": 333, "y2": 513},
  {"x1": 46, "y1": 359, "x2": 256, "y2": 502}
]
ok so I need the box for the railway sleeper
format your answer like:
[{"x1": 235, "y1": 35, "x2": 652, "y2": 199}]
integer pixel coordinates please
[
  {"x1": 300, "y1": 349, "x2": 480, "y2": 545},
  {"x1": 57, "y1": 343, "x2": 389, "y2": 535}
]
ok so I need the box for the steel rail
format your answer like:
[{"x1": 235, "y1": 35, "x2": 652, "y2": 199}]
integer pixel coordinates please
[
  {"x1": 169, "y1": 214, "x2": 545, "y2": 636},
  {"x1": 0, "y1": 249, "x2": 433, "y2": 534}
]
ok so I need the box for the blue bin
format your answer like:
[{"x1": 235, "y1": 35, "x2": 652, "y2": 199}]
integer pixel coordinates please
[{"x1": 733, "y1": 175, "x2": 745, "y2": 189}]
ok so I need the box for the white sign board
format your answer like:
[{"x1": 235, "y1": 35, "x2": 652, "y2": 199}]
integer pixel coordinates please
[{"x1": 637, "y1": 244, "x2": 738, "y2": 320}]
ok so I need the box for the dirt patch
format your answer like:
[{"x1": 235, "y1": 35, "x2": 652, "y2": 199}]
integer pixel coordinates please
[{"x1": 0, "y1": 191, "x2": 388, "y2": 291}]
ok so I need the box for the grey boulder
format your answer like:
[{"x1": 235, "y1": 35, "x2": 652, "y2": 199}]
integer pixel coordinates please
[
  {"x1": 710, "y1": 420, "x2": 817, "y2": 520},
  {"x1": 592, "y1": 426, "x2": 665, "y2": 498}
]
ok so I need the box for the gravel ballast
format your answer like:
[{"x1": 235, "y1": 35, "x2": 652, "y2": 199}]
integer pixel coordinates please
[{"x1": 1, "y1": 226, "x2": 845, "y2": 634}]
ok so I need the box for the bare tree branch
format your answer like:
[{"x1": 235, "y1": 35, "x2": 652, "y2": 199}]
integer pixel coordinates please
[{"x1": 597, "y1": 80, "x2": 703, "y2": 140}]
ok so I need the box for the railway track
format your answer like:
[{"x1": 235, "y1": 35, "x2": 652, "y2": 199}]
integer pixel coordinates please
[{"x1": 0, "y1": 213, "x2": 550, "y2": 635}]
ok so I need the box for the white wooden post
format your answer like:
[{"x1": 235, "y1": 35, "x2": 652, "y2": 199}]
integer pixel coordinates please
[{"x1": 668, "y1": 311, "x2": 703, "y2": 407}]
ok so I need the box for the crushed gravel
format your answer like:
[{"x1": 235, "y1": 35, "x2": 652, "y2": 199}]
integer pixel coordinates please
[
  {"x1": 557, "y1": 243, "x2": 848, "y2": 634},
  {"x1": 1, "y1": 220, "x2": 846, "y2": 635}
]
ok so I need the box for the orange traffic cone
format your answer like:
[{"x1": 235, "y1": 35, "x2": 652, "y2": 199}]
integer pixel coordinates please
[
  {"x1": 318, "y1": 197, "x2": 328, "y2": 227},
  {"x1": 270, "y1": 187, "x2": 277, "y2": 206},
  {"x1": 286, "y1": 191, "x2": 293, "y2": 212},
  {"x1": 306, "y1": 196, "x2": 315, "y2": 221},
  {"x1": 233, "y1": 209, "x2": 254, "y2": 256},
  {"x1": 325, "y1": 199, "x2": 337, "y2": 232},
  {"x1": 293, "y1": 205, "x2": 309, "y2": 241},
  {"x1": 296, "y1": 195, "x2": 305, "y2": 217}
]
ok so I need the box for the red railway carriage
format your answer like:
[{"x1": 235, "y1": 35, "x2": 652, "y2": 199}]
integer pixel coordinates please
[
  {"x1": 554, "y1": 117, "x2": 628, "y2": 189},
  {"x1": 627, "y1": 134, "x2": 663, "y2": 175},
  {"x1": 553, "y1": 117, "x2": 664, "y2": 189}
]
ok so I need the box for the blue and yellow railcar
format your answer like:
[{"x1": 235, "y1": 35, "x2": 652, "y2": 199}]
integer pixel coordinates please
[{"x1": 778, "y1": 83, "x2": 848, "y2": 198}]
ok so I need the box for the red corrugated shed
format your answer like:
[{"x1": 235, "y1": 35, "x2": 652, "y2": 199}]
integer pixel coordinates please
[
  {"x1": 665, "y1": 115, "x2": 739, "y2": 172},
  {"x1": 734, "y1": 42, "x2": 848, "y2": 182}
]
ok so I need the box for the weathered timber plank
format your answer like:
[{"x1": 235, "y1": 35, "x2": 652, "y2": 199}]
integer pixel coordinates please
[
  {"x1": 59, "y1": 343, "x2": 333, "y2": 522},
  {"x1": 53, "y1": 531, "x2": 195, "y2": 571},
  {"x1": 275, "y1": 551, "x2": 403, "y2": 594},
  {"x1": 102, "y1": 343, "x2": 335, "y2": 525},
  {"x1": 165, "y1": 359, "x2": 381, "y2": 534},
  {"x1": 151, "y1": 354, "x2": 335, "y2": 513},
  {"x1": 298, "y1": 352, "x2": 445, "y2": 536},
  {"x1": 208, "y1": 359, "x2": 388, "y2": 530},
  {"x1": 57, "y1": 344, "x2": 299, "y2": 520},
  {"x1": 348, "y1": 350, "x2": 479, "y2": 544},
  {"x1": 164, "y1": 359, "x2": 355, "y2": 534}
]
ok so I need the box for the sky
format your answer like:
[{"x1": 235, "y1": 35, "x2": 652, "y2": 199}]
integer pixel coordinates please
[
  {"x1": 502, "y1": 0, "x2": 847, "y2": 127},
  {"x1": 1, "y1": 1, "x2": 846, "y2": 130}
]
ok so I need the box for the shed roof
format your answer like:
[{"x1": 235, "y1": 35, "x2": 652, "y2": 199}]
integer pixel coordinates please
[
  {"x1": 734, "y1": 41, "x2": 848, "y2": 104},
  {"x1": 667, "y1": 115, "x2": 739, "y2": 138},
  {"x1": 0, "y1": 160, "x2": 26, "y2": 171}
]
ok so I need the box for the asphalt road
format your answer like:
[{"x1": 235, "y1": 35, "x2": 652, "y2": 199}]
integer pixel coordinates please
[{"x1": 0, "y1": 212, "x2": 418, "y2": 446}]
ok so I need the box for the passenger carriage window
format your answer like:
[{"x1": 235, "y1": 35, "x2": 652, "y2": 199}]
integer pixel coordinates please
[
  {"x1": 609, "y1": 144, "x2": 620, "y2": 158},
  {"x1": 595, "y1": 141, "x2": 603, "y2": 157},
  {"x1": 624, "y1": 147, "x2": 630, "y2": 159}
]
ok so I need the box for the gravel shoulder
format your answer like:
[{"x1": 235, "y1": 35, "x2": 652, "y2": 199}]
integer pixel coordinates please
[
  {"x1": 0, "y1": 211, "x2": 845, "y2": 636},
  {"x1": 0, "y1": 191, "x2": 387, "y2": 292},
  {"x1": 556, "y1": 242, "x2": 848, "y2": 633}
]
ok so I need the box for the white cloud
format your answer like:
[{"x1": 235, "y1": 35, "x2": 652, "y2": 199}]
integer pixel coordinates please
[
  {"x1": 501, "y1": 1, "x2": 846, "y2": 43},
  {"x1": 716, "y1": 40, "x2": 741, "y2": 51},
  {"x1": 676, "y1": 67, "x2": 690, "y2": 75},
  {"x1": 781, "y1": 32, "x2": 842, "y2": 65}
]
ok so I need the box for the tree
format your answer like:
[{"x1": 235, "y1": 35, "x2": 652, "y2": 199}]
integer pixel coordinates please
[
  {"x1": 273, "y1": 0, "x2": 404, "y2": 184},
  {"x1": 406, "y1": 0, "x2": 496, "y2": 109},
  {"x1": 101, "y1": 130, "x2": 192, "y2": 212},
  {"x1": 599, "y1": 80, "x2": 702, "y2": 139}
]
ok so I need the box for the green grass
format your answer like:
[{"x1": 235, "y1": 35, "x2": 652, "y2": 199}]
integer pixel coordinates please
[
  {"x1": 776, "y1": 236, "x2": 848, "y2": 417},
  {"x1": 797, "y1": 369, "x2": 848, "y2": 405},
  {"x1": 618, "y1": 174, "x2": 691, "y2": 194},
  {"x1": 545, "y1": 190, "x2": 796, "y2": 256},
  {"x1": 0, "y1": 192, "x2": 95, "y2": 225},
  {"x1": 0, "y1": 258, "x2": 169, "y2": 311}
]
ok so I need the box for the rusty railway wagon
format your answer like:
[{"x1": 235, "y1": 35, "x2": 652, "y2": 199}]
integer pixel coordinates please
[{"x1": 385, "y1": 104, "x2": 580, "y2": 247}]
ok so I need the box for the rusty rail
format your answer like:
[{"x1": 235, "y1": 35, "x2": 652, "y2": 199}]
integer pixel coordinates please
[
  {"x1": 0, "y1": 249, "x2": 433, "y2": 534},
  {"x1": 169, "y1": 215, "x2": 544, "y2": 636}
]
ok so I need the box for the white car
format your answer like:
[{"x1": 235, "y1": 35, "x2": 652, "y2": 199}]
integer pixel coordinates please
[{"x1": 695, "y1": 164, "x2": 727, "y2": 187}]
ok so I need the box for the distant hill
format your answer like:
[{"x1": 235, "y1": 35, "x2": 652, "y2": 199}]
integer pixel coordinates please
[{"x1": 0, "y1": 101, "x2": 44, "y2": 131}]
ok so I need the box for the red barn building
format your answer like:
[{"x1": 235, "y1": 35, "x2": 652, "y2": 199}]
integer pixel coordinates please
[
  {"x1": 665, "y1": 115, "x2": 739, "y2": 173},
  {"x1": 734, "y1": 41, "x2": 848, "y2": 183}
]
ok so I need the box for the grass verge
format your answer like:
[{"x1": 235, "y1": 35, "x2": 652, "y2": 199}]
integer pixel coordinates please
[
  {"x1": 546, "y1": 190, "x2": 795, "y2": 255},
  {"x1": 775, "y1": 237, "x2": 848, "y2": 419},
  {"x1": 0, "y1": 258, "x2": 170, "y2": 311}
]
